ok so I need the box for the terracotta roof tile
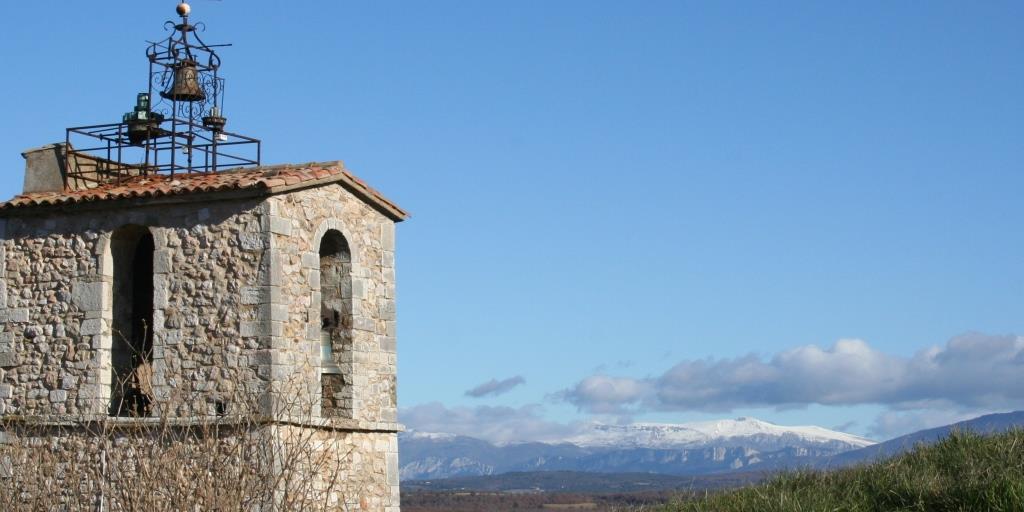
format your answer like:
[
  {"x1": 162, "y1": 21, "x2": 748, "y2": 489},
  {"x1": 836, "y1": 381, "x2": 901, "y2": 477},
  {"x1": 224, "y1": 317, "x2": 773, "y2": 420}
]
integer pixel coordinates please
[{"x1": 0, "y1": 161, "x2": 408, "y2": 221}]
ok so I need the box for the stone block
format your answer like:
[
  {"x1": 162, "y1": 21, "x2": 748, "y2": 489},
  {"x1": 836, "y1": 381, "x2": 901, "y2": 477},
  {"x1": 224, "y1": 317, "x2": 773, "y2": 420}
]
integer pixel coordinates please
[
  {"x1": 270, "y1": 365, "x2": 293, "y2": 380},
  {"x1": 239, "y1": 321, "x2": 261, "y2": 338},
  {"x1": 354, "y1": 318, "x2": 376, "y2": 332},
  {"x1": 268, "y1": 216, "x2": 293, "y2": 236},
  {"x1": 49, "y1": 389, "x2": 67, "y2": 403},
  {"x1": 71, "y1": 281, "x2": 104, "y2": 311},
  {"x1": 352, "y1": 279, "x2": 366, "y2": 299},
  {"x1": 7, "y1": 309, "x2": 29, "y2": 323},
  {"x1": 240, "y1": 286, "x2": 264, "y2": 305},
  {"x1": 238, "y1": 232, "x2": 266, "y2": 252},
  {"x1": 253, "y1": 350, "x2": 273, "y2": 366},
  {"x1": 301, "y1": 252, "x2": 319, "y2": 269},
  {"x1": 79, "y1": 318, "x2": 103, "y2": 336},
  {"x1": 0, "y1": 281, "x2": 6, "y2": 309},
  {"x1": 386, "y1": 453, "x2": 399, "y2": 486},
  {"x1": 378, "y1": 300, "x2": 396, "y2": 320},
  {"x1": 153, "y1": 275, "x2": 169, "y2": 308},
  {"x1": 153, "y1": 250, "x2": 173, "y2": 274},
  {"x1": 381, "y1": 223, "x2": 395, "y2": 251},
  {"x1": 270, "y1": 321, "x2": 285, "y2": 337},
  {"x1": 267, "y1": 286, "x2": 283, "y2": 305},
  {"x1": 0, "y1": 384, "x2": 12, "y2": 399},
  {"x1": 270, "y1": 304, "x2": 289, "y2": 321},
  {"x1": 162, "y1": 329, "x2": 182, "y2": 344},
  {"x1": 269, "y1": 256, "x2": 284, "y2": 286}
]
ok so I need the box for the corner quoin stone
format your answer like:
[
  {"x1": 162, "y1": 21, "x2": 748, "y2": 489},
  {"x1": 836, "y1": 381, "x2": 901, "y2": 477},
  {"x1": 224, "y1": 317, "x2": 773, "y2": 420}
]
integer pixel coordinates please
[{"x1": 71, "y1": 282, "x2": 105, "y2": 312}]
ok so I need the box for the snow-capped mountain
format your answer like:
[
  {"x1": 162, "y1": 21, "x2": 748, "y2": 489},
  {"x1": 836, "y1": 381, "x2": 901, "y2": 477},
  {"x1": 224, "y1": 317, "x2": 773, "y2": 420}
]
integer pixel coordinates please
[
  {"x1": 566, "y1": 417, "x2": 874, "y2": 451},
  {"x1": 399, "y1": 417, "x2": 875, "y2": 481}
]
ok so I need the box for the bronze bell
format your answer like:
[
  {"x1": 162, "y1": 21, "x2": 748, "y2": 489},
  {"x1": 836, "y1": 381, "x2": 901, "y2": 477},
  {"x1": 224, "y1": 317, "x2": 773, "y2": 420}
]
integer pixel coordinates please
[{"x1": 161, "y1": 60, "x2": 206, "y2": 102}]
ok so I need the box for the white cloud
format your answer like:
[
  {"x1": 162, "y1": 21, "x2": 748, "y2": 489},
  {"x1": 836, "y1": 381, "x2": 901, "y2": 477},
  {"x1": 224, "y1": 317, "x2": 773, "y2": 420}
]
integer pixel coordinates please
[
  {"x1": 399, "y1": 402, "x2": 580, "y2": 444},
  {"x1": 560, "y1": 333, "x2": 1024, "y2": 414},
  {"x1": 551, "y1": 375, "x2": 650, "y2": 414}
]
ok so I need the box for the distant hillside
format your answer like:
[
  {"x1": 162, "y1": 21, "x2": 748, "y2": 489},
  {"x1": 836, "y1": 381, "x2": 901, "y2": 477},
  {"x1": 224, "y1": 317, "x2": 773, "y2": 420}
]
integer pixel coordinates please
[
  {"x1": 819, "y1": 410, "x2": 1024, "y2": 468},
  {"x1": 658, "y1": 428, "x2": 1024, "y2": 511}
]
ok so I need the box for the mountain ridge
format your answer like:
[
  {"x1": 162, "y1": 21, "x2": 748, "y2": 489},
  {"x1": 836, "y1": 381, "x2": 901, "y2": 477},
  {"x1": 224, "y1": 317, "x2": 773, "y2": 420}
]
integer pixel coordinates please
[{"x1": 399, "y1": 417, "x2": 872, "y2": 480}]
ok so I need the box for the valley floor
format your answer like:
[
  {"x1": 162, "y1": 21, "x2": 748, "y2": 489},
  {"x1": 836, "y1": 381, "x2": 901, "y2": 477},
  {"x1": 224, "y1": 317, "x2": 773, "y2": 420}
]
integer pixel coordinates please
[{"x1": 402, "y1": 490, "x2": 676, "y2": 512}]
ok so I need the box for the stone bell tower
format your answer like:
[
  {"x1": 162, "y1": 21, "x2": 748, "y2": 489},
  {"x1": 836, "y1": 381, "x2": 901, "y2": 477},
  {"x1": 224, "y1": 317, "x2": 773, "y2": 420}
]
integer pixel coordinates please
[{"x1": 0, "y1": 3, "x2": 405, "y2": 511}]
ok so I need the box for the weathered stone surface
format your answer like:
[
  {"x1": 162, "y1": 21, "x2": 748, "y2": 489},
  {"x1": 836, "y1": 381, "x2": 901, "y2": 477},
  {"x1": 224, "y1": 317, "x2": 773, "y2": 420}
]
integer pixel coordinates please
[
  {"x1": 0, "y1": 199, "x2": 266, "y2": 417},
  {"x1": 153, "y1": 250, "x2": 173, "y2": 274},
  {"x1": 71, "y1": 282, "x2": 104, "y2": 311},
  {"x1": 7, "y1": 309, "x2": 29, "y2": 323},
  {"x1": 239, "y1": 286, "x2": 264, "y2": 305},
  {"x1": 79, "y1": 319, "x2": 103, "y2": 336},
  {"x1": 268, "y1": 185, "x2": 398, "y2": 429},
  {"x1": 0, "y1": 178, "x2": 401, "y2": 511},
  {"x1": 0, "y1": 352, "x2": 18, "y2": 367},
  {"x1": 268, "y1": 216, "x2": 293, "y2": 236}
]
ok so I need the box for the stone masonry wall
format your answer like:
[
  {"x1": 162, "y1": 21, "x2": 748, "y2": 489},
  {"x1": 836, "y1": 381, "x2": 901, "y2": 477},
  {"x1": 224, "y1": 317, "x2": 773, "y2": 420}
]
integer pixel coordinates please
[
  {"x1": 266, "y1": 184, "x2": 398, "y2": 427},
  {"x1": 279, "y1": 427, "x2": 400, "y2": 511},
  {"x1": 0, "y1": 183, "x2": 401, "y2": 512},
  {"x1": 0, "y1": 421, "x2": 398, "y2": 511},
  {"x1": 266, "y1": 184, "x2": 400, "y2": 510},
  {"x1": 0, "y1": 198, "x2": 268, "y2": 417}
]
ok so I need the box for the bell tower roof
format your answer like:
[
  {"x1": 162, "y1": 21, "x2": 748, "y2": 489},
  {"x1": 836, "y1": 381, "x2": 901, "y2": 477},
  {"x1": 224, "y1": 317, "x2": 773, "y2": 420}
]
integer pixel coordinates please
[{"x1": 0, "y1": 160, "x2": 408, "y2": 222}]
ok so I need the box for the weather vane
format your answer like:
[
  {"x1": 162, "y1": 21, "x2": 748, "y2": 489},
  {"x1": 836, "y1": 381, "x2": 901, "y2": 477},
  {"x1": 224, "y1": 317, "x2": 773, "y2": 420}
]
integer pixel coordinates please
[{"x1": 65, "y1": 1, "x2": 260, "y2": 185}]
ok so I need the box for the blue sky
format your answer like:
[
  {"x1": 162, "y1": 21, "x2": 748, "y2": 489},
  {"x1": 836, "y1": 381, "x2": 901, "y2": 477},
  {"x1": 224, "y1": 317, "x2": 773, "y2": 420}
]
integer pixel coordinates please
[{"x1": 2, "y1": 1, "x2": 1023, "y2": 441}]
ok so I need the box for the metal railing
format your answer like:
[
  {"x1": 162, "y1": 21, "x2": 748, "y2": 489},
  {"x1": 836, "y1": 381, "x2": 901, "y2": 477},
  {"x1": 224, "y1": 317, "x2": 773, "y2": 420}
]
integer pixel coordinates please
[{"x1": 65, "y1": 117, "x2": 261, "y2": 186}]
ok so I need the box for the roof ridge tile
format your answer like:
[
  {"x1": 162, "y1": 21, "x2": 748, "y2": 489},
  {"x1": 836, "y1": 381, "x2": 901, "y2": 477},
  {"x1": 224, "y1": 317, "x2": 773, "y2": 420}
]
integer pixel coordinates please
[{"x1": 0, "y1": 162, "x2": 406, "y2": 221}]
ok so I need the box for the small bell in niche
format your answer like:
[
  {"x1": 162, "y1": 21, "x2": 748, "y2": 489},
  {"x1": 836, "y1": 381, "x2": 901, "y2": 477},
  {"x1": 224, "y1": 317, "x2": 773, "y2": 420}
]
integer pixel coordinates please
[{"x1": 161, "y1": 59, "x2": 206, "y2": 102}]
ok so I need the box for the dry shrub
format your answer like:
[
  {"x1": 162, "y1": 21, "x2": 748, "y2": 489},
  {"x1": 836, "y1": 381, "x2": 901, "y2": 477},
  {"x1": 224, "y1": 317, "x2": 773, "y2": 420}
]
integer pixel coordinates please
[{"x1": 0, "y1": 373, "x2": 356, "y2": 511}]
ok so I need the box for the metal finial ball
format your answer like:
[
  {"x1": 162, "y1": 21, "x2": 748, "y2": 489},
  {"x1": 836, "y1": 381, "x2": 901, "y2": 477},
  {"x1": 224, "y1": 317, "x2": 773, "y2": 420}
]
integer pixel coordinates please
[{"x1": 176, "y1": 2, "x2": 191, "y2": 17}]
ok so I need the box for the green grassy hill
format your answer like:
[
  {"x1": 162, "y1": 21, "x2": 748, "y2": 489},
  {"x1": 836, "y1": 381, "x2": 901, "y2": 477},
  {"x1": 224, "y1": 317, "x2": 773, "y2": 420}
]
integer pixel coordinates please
[{"x1": 660, "y1": 429, "x2": 1024, "y2": 512}]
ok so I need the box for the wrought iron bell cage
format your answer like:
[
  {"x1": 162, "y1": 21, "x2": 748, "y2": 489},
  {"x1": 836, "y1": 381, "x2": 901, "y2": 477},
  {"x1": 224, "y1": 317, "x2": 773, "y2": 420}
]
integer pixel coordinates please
[{"x1": 64, "y1": 2, "x2": 260, "y2": 186}]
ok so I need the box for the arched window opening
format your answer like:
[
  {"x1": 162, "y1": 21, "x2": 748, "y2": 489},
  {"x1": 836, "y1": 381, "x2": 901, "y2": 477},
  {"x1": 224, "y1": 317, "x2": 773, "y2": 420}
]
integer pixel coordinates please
[
  {"x1": 109, "y1": 225, "x2": 155, "y2": 417},
  {"x1": 319, "y1": 230, "x2": 352, "y2": 417}
]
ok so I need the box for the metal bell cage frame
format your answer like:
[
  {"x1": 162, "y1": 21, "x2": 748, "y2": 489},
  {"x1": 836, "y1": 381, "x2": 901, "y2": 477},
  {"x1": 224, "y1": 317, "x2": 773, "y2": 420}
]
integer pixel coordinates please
[{"x1": 65, "y1": 3, "x2": 260, "y2": 185}]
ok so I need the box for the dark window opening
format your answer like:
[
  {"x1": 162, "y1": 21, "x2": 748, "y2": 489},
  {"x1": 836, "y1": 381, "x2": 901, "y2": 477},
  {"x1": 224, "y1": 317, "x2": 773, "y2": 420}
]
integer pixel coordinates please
[
  {"x1": 319, "y1": 230, "x2": 352, "y2": 417},
  {"x1": 109, "y1": 226, "x2": 155, "y2": 417}
]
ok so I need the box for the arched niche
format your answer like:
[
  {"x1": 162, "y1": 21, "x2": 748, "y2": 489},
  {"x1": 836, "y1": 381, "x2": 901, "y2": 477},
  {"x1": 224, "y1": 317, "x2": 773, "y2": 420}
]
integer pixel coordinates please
[
  {"x1": 318, "y1": 228, "x2": 352, "y2": 417},
  {"x1": 108, "y1": 225, "x2": 155, "y2": 417}
]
